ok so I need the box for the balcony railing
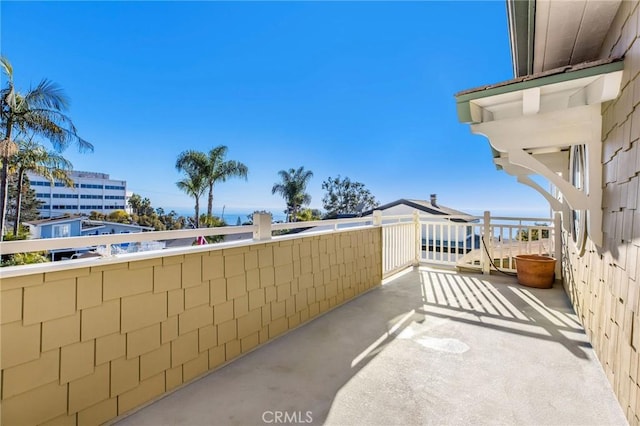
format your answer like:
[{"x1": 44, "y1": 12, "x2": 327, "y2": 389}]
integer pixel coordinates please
[
  {"x1": 379, "y1": 211, "x2": 560, "y2": 277},
  {"x1": 0, "y1": 211, "x2": 559, "y2": 278}
]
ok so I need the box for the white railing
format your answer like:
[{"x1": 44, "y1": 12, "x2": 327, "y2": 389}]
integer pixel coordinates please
[
  {"x1": 419, "y1": 216, "x2": 482, "y2": 266},
  {"x1": 485, "y1": 217, "x2": 555, "y2": 272},
  {"x1": 382, "y1": 220, "x2": 417, "y2": 277},
  {"x1": 0, "y1": 215, "x2": 375, "y2": 257},
  {"x1": 1, "y1": 211, "x2": 560, "y2": 279},
  {"x1": 417, "y1": 212, "x2": 559, "y2": 276}
]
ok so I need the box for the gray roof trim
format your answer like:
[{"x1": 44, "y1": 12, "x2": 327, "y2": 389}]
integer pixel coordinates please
[
  {"x1": 507, "y1": 0, "x2": 536, "y2": 77},
  {"x1": 455, "y1": 58, "x2": 624, "y2": 124},
  {"x1": 24, "y1": 215, "x2": 84, "y2": 226},
  {"x1": 362, "y1": 199, "x2": 475, "y2": 222}
]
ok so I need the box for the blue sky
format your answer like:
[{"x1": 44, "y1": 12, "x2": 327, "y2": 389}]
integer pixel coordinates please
[{"x1": 1, "y1": 1, "x2": 550, "y2": 218}]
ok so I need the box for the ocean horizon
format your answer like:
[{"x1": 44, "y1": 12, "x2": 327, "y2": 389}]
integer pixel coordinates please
[
  {"x1": 166, "y1": 208, "x2": 288, "y2": 225},
  {"x1": 163, "y1": 206, "x2": 551, "y2": 226}
]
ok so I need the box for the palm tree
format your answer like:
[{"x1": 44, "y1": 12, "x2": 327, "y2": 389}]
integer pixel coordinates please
[
  {"x1": 271, "y1": 167, "x2": 314, "y2": 222},
  {"x1": 10, "y1": 139, "x2": 73, "y2": 235},
  {"x1": 175, "y1": 151, "x2": 208, "y2": 227},
  {"x1": 203, "y1": 146, "x2": 248, "y2": 218},
  {"x1": 176, "y1": 175, "x2": 207, "y2": 228},
  {"x1": 1, "y1": 56, "x2": 92, "y2": 239},
  {"x1": 177, "y1": 146, "x2": 248, "y2": 218}
]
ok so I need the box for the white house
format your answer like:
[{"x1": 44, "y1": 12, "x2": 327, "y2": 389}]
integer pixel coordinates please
[
  {"x1": 365, "y1": 194, "x2": 475, "y2": 220},
  {"x1": 364, "y1": 195, "x2": 480, "y2": 252}
]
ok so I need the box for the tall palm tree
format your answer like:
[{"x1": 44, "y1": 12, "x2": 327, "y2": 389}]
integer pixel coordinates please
[
  {"x1": 271, "y1": 166, "x2": 314, "y2": 222},
  {"x1": 10, "y1": 139, "x2": 73, "y2": 235},
  {"x1": 175, "y1": 151, "x2": 208, "y2": 227},
  {"x1": 176, "y1": 175, "x2": 207, "y2": 228},
  {"x1": 177, "y1": 146, "x2": 248, "y2": 218},
  {"x1": 0, "y1": 56, "x2": 92, "y2": 239},
  {"x1": 202, "y1": 145, "x2": 248, "y2": 218}
]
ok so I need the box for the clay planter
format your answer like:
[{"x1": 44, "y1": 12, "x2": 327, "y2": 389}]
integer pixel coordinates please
[{"x1": 514, "y1": 254, "x2": 556, "y2": 289}]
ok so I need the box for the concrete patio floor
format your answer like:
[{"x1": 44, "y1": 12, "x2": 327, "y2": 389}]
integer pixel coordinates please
[{"x1": 114, "y1": 266, "x2": 627, "y2": 426}]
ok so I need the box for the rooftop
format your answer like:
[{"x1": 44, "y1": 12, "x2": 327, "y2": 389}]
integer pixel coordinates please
[{"x1": 363, "y1": 197, "x2": 474, "y2": 219}]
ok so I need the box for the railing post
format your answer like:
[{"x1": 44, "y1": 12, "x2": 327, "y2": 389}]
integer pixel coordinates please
[
  {"x1": 372, "y1": 210, "x2": 382, "y2": 226},
  {"x1": 554, "y1": 211, "x2": 562, "y2": 281},
  {"x1": 482, "y1": 210, "x2": 491, "y2": 275},
  {"x1": 413, "y1": 210, "x2": 420, "y2": 266},
  {"x1": 253, "y1": 212, "x2": 272, "y2": 241}
]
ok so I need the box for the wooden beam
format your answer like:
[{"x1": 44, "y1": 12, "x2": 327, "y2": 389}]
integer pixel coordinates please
[{"x1": 522, "y1": 87, "x2": 540, "y2": 115}]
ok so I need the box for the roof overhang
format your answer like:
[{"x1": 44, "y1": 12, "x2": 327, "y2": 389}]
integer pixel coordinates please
[
  {"x1": 456, "y1": 58, "x2": 624, "y2": 125},
  {"x1": 454, "y1": 58, "x2": 624, "y2": 247},
  {"x1": 507, "y1": 0, "x2": 536, "y2": 77},
  {"x1": 507, "y1": 0, "x2": 622, "y2": 77}
]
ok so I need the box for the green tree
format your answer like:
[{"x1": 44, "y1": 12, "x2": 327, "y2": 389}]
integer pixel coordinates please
[
  {"x1": 199, "y1": 146, "x2": 248, "y2": 218},
  {"x1": 5, "y1": 175, "x2": 41, "y2": 229},
  {"x1": 296, "y1": 208, "x2": 322, "y2": 222},
  {"x1": 126, "y1": 197, "x2": 186, "y2": 231},
  {"x1": 271, "y1": 167, "x2": 313, "y2": 222},
  {"x1": 128, "y1": 193, "x2": 154, "y2": 217},
  {"x1": 321, "y1": 175, "x2": 379, "y2": 218},
  {"x1": 156, "y1": 208, "x2": 184, "y2": 230},
  {"x1": 1, "y1": 56, "x2": 92, "y2": 239},
  {"x1": 199, "y1": 214, "x2": 226, "y2": 243},
  {"x1": 107, "y1": 209, "x2": 131, "y2": 224},
  {"x1": 2, "y1": 251, "x2": 49, "y2": 266},
  {"x1": 128, "y1": 193, "x2": 143, "y2": 215},
  {"x1": 10, "y1": 139, "x2": 73, "y2": 235},
  {"x1": 88, "y1": 211, "x2": 106, "y2": 221}
]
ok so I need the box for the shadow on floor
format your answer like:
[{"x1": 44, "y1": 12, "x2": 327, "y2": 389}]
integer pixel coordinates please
[{"x1": 115, "y1": 266, "x2": 625, "y2": 426}]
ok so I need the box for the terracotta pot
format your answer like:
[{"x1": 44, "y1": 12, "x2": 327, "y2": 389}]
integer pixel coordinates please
[{"x1": 514, "y1": 254, "x2": 556, "y2": 289}]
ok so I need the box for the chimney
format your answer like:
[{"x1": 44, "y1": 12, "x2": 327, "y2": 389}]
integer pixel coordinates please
[{"x1": 430, "y1": 194, "x2": 437, "y2": 207}]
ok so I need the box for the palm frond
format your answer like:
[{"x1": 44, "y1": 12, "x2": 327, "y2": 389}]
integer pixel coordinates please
[
  {"x1": 24, "y1": 79, "x2": 70, "y2": 112},
  {"x1": 0, "y1": 56, "x2": 13, "y2": 80}
]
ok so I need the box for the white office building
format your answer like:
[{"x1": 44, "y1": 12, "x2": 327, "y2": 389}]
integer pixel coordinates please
[{"x1": 28, "y1": 170, "x2": 127, "y2": 218}]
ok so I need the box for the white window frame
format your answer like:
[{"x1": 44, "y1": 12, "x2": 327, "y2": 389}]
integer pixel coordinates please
[
  {"x1": 569, "y1": 144, "x2": 587, "y2": 254},
  {"x1": 52, "y1": 223, "x2": 71, "y2": 238}
]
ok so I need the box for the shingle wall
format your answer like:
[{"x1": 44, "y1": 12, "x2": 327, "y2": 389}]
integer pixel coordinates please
[
  {"x1": 0, "y1": 228, "x2": 382, "y2": 425},
  {"x1": 563, "y1": 2, "x2": 640, "y2": 423}
]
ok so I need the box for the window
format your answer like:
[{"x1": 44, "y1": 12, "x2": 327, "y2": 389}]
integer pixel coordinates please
[
  {"x1": 52, "y1": 224, "x2": 71, "y2": 238},
  {"x1": 569, "y1": 144, "x2": 587, "y2": 253}
]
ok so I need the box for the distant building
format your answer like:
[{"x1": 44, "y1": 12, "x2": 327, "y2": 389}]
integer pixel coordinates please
[
  {"x1": 363, "y1": 194, "x2": 476, "y2": 221},
  {"x1": 364, "y1": 195, "x2": 480, "y2": 251},
  {"x1": 24, "y1": 215, "x2": 153, "y2": 239},
  {"x1": 27, "y1": 170, "x2": 127, "y2": 218}
]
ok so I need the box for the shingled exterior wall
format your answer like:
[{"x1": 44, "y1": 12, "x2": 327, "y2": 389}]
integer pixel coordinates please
[
  {"x1": 0, "y1": 228, "x2": 382, "y2": 425},
  {"x1": 563, "y1": 2, "x2": 640, "y2": 423}
]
